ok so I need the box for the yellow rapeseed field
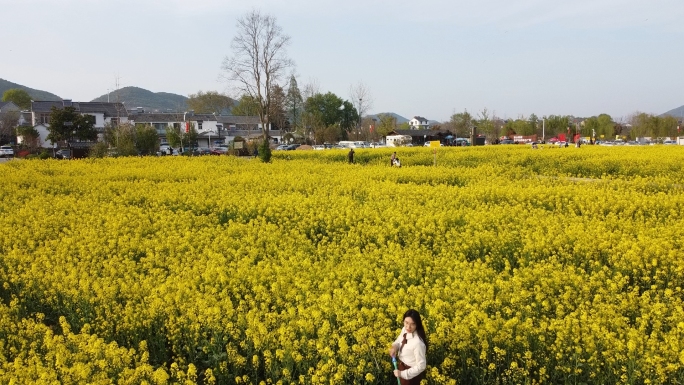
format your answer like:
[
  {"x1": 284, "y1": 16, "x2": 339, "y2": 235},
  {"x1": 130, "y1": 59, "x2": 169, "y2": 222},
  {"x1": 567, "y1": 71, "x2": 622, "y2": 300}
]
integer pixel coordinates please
[{"x1": 1, "y1": 145, "x2": 684, "y2": 384}]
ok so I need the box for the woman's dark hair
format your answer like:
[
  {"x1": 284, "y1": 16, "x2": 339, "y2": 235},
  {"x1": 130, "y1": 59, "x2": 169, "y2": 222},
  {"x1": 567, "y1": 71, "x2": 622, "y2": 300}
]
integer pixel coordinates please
[{"x1": 403, "y1": 309, "x2": 428, "y2": 351}]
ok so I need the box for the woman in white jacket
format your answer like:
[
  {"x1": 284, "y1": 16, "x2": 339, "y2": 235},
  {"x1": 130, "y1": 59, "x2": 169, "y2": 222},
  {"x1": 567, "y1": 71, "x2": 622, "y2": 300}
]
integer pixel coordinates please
[{"x1": 388, "y1": 309, "x2": 428, "y2": 384}]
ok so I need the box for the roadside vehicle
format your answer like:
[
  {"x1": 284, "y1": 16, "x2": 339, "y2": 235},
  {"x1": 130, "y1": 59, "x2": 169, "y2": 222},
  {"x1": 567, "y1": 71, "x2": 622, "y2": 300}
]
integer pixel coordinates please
[
  {"x1": 54, "y1": 149, "x2": 71, "y2": 159},
  {"x1": 500, "y1": 139, "x2": 515, "y2": 144},
  {"x1": 0, "y1": 145, "x2": 14, "y2": 158},
  {"x1": 312, "y1": 145, "x2": 325, "y2": 150},
  {"x1": 211, "y1": 145, "x2": 230, "y2": 154},
  {"x1": 337, "y1": 141, "x2": 355, "y2": 148},
  {"x1": 275, "y1": 144, "x2": 289, "y2": 151}
]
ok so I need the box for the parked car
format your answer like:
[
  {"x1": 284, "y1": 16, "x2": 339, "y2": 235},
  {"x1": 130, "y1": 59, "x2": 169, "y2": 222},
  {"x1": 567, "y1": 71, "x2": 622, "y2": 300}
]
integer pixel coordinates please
[
  {"x1": 275, "y1": 144, "x2": 289, "y2": 151},
  {"x1": 312, "y1": 145, "x2": 325, "y2": 150},
  {"x1": 211, "y1": 145, "x2": 230, "y2": 155},
  {"x1": 286, "y1": 144, "x2": 300, "y2": 150},
  {"x1": 0, "y1": 145, "x2": 14, "y2": 158},
  {"x1": 500, "y1": 139, "x2": 515, "y2": 144},
  {"x1": 193, "y1": 147, "x2": 211, "y2": 156},
  {"x1": 54, "y1": 149, "x2": 71, "y2": 159}
]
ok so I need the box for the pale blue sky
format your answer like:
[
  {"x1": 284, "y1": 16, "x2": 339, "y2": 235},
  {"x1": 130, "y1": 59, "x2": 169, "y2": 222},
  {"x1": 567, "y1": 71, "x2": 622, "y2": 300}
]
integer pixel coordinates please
[{"x1": 2, "y1": 0, "x2": 683, "y2": 121}]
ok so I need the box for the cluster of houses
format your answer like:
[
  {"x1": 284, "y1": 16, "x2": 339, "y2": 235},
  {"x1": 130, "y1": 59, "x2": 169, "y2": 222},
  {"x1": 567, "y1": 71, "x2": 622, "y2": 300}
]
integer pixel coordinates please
[
  {"x1": 2, "y1": 99, "x2": 454, "y2": 149},
  {"x1": 3, "y1": 99, "x2": 284, "y2": 149}
]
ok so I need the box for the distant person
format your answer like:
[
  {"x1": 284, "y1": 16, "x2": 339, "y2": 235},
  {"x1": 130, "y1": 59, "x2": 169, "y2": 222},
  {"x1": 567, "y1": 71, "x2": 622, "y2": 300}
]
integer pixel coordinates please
[
  {"x1": 348, "y1": 148, "x2": 355, "y2": 164},
  {"x1": 390, "y1": 151, "x2": 397, "y2": 166},
  {"x1": 393, "y1": 157, "x2": 401, "y2": 167}
]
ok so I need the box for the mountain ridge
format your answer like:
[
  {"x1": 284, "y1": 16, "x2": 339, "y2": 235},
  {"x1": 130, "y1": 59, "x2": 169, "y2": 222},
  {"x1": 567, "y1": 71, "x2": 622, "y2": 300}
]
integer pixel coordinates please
[
  {"x1": 366, "y1": 112, "x2": 409, "y2": 124},
  {"x1": 661, "y1": 105, "x2": 684, "y2": 119},
  {"x1": 0, "y1": 78, "x2": 62, "y2": 102},
  {"x1": 91, "y1": 86, "x2": 188, "y2": 112}
]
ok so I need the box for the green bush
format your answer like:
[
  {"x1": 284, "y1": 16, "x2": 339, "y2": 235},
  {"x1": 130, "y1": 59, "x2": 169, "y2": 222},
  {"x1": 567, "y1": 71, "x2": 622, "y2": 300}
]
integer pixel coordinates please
[
  {"x1": 257, "y1": 140, "x2": 272, "y2": 163},
  {"x1": 89, "y1": 142, "x2": 109, "y2": 158}
]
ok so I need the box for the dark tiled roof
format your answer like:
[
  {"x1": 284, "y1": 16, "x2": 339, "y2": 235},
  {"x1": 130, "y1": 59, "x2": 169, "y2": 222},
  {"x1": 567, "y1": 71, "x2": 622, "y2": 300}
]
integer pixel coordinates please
[
  {"x1": 128, "y1": 113, "x2": 185, "y2": 123},
  {"x1": 127, "y1": 113, "x2": 263, "y2": 126},
  {"x1": 218, "y1": 116, "x2": 261, "y2": 125},
  {"x1": 0, "y1": 101, "x2": 20, "y2": 112},
  {"x1": 30, "y1": 101, "x2": 126, "y2": 117},
  {"x1": 221, "y1": 129, "x2": 283, "y2": 138},
  {"x1": 186, "y1": 113, "x2": 215, "y2": 121},
  {"x1": 31, "y1": 101, "x2": 64, "y2": 112},
  {"x1": 78, "y1": 102, "x2": 126, "y2": 117}
]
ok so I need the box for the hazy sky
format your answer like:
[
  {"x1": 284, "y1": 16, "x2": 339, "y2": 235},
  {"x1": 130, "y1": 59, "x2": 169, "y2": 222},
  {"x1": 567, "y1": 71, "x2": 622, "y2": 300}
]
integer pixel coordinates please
[{"x1": 3, "y1": 0, "x2": 683, "y2": 121}]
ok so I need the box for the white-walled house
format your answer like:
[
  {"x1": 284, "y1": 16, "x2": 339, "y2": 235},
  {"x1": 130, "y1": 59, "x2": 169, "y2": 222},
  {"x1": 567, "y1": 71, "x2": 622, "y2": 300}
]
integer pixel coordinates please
[
  {"x1": 408, "y1": 116, "x2": 431, "y2": 130},
  {"x1": 31, "y1": 100, "x2": 128, "y2": 128},
  {"x1": 30, "y1": 100, "x2": 129, "y2": 147},
  {"x1": 127, "y1": 111, "x2": 282, "y2": 147},
  {"x1": 26, "y1": 124, "x2": 51, "y2": 148}
]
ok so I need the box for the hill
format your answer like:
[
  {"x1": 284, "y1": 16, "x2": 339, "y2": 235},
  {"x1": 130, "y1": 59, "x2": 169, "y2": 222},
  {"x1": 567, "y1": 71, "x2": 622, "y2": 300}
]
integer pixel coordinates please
[
  {"x1": 91, "y1": 86, "x2": 188, "y2": 112},
  {"x1": 0, "y1": 78, "x2": 61, "y2": 101},
  {"x1": 366, "y1": 112, "x2": 409, "y2": 124},
  {"x1": 661, "y1": 105, "x2": 684, "y2": 119}
]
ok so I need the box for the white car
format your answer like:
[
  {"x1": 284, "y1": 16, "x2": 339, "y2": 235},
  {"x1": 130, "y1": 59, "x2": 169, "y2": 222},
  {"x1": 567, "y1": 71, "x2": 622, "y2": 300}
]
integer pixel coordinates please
[{"x1": 0, "y1": 145, "x2": 14, "y2": 158}]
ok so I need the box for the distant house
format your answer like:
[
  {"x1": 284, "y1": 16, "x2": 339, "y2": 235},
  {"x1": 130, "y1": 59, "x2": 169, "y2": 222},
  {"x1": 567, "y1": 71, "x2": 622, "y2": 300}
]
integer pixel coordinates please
[
  {"x1": 30, "y1": 100, "x2": 129, "y2": 147},
  {"x1": 408, "y1": 116, "x2": 431, "y2": 130},
  {"x1": 0, "y1": 101, "x2": 30, "y2": 144},
  {"x1": 0, "y1": 101, "x2": 20, "y2": 114},
  {"x1": 389, "y1": 129, "x2": 453, "y2": 146},
  {"x1": 31, "y1": 100, "x2": 128, "y2": 128},
  {"x1": 0, "y1": 101, "x2": 29, "y2": 126},
  {"x1": 127, "y1": 111, "x2": 282, "y2": 147}
]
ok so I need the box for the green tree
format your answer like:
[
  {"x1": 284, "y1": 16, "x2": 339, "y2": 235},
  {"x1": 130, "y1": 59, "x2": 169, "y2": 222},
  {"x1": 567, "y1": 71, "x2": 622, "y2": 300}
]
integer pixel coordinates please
[
  {"x1": 450, "y1": 110, "x2": 474, "y2": 138},
  {"x1": 231, "y1": 95, "x2": 260, "y2": 116},
  {"x1": 269, "y1": 84, "x2": 288, "y2": 130},
  {"x1": 2, "y1": 89, "x2": 32, "y2": 110},
  {"x1": 584, "y1": 116, "x2": 600, "y2": 138},
  {"x1": 286, "y1": 75, "x2": 303, "y2": 132},
  {"x1": 16, "y1": 126, "x2": 40, "y2": 151},
  {"x1": 304, "y1": 92, "x2": 357, "y2": 128},
  {"x1": 135, "y1": 124, "x2": 160, "y2": 155},
  {"x1": 187, "y1": 91, "x2": 233, "y2": 114},
  {"x1": 545, "y1": 115, "x2": 571, "y2": 137},
  {"x1": 477, "y1": 108, "x2": 496, "y2": 142},
  {"x1": 528, "y1": 113, "x2": 539, "y2": 136},
  {"x1": 376, "y1": 114, "x2": 397, "y2": 138},
  {"x1": 165, "y1": 123, "x2": 198, "y2": 151},
  {"x1": 47, "y1": 106, "x2": 97, "y2": 147},
  {"x1": 314, "y1": 125, "x2": 342, "y2": 144},
  {"x1": 596, "y1": 114, "x2": 614, "y2": 138}
]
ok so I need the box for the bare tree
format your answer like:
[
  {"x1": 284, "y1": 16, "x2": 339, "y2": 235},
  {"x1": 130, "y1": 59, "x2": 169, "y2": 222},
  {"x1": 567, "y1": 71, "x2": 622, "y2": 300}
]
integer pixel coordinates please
[
  {"x1": 0, "y1": 110, "x2": 20, "y2": 144},
  {"x1": 349, "y1": 82, "x2": 373, "y2": 123},
  {"x1": 222, "y1": 10, "x2": 293, "y2": 137},
  {"x1": 302, "y1": 78, "x2": 320, "y2": 101}
]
